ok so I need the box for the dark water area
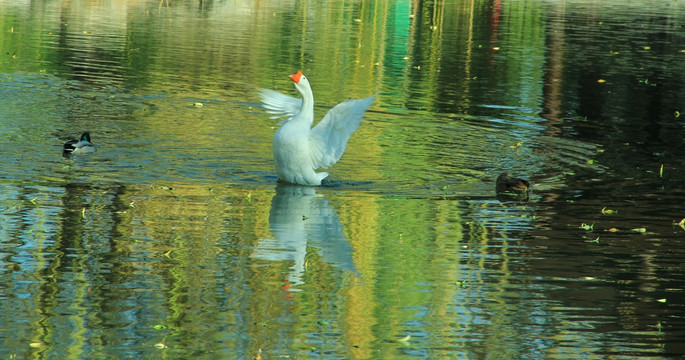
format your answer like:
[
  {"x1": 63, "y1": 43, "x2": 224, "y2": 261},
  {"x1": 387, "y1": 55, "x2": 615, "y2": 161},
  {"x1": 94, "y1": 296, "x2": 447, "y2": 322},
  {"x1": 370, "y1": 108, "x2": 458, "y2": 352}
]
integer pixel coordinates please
[{"x1": 1, "y1": 0, "x2": 684, "y2": 359}]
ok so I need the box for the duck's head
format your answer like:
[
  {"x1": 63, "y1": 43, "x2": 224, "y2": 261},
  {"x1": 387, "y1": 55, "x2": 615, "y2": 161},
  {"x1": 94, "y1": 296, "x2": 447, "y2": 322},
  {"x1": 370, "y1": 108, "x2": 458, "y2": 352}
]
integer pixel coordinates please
[
  {"x1": 289, "y1": 71, "x2": 312, "y2": 95},
  {"x1": 80, "y1": 132, "x2": 91, "y2": 142}
]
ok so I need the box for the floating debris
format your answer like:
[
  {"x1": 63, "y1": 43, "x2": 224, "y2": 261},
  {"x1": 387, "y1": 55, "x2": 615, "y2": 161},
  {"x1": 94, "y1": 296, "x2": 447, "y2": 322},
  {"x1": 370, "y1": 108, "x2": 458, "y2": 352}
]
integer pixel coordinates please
[
  {"x1": 584, "y1": 237, "x2": 600, "y2": 244},
  {"x1": 398, "y1": 335, "x2": 411, "y2": 344}
]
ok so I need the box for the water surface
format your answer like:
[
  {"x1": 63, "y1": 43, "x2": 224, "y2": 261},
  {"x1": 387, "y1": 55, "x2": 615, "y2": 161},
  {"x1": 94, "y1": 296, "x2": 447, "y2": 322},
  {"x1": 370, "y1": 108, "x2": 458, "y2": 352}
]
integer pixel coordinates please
[{"x1": 1, "y1": 0, "x2": 685, "y2": 358}]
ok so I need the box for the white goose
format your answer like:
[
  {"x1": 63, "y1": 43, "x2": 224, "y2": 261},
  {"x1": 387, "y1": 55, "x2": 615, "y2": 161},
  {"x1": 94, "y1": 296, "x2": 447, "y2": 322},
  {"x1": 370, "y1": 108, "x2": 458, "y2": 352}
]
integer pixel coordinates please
[{"x1": 259, "y1": 71, "x2": 374, "y2": 185}]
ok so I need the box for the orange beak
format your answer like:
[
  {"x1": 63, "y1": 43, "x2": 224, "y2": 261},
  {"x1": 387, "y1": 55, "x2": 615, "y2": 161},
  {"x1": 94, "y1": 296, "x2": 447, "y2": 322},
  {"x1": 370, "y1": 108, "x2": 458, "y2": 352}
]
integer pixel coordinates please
[{"x1": 289, "y1": 71, "x2": 303, "y2": 84}]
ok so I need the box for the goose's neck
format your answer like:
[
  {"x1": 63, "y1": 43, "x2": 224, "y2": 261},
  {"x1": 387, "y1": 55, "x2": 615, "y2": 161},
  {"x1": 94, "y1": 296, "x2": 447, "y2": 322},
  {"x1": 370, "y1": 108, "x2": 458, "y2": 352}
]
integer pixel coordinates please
[{"x1": 298, "y1": 87, "x2": 315, "y2": 125}]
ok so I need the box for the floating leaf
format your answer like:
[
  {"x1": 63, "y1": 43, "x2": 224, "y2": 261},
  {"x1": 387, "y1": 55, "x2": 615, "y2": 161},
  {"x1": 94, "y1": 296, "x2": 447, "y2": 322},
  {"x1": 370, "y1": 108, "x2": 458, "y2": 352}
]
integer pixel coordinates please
[
  {"x1": 398, "y1": 335, "x2": 411, "y2": 343},
  {"x1": 608, "y1": 227, "x2": 619, "y2": 232},
  {"x1": 678, "y1": 218, "x2": 685, "y2": 230},
  {"x1": 601, "y1": 207, "x2": 617, "y2": 214},
  {"x1": 256, "y1": 320, "x2": 269, "y2": 327},
  {"x1": 597, "y1": 79, "x2": 606, "y2": 83},
  {"x1": 659, "y1": 164, "x2": 664, "y2": 178},
  {"x1": 657, "y1": 298, "x2": 667, "y2": 303},
  {"x1": 29, "y1": 342, "x2": 43, "y2": 348},
  {"x1": 579, "y1": 222, "x2": 594, "y2": 231},
  {"x1": 153, "y1": 324, "x2": 167, "y2": 330},
  {"x1": 631, "y1": 227, "x2": 647, "y2": 233},
  {"x1": 154, "y1": 343, "x2": 168, "y2": 349}
]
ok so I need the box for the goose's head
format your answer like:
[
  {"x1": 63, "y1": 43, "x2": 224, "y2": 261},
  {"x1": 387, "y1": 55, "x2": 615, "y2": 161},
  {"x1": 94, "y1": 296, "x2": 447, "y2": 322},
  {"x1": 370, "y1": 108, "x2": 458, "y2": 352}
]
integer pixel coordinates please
[{"x1": 289, "y1": 71, "x2": 312, "y2": 95}]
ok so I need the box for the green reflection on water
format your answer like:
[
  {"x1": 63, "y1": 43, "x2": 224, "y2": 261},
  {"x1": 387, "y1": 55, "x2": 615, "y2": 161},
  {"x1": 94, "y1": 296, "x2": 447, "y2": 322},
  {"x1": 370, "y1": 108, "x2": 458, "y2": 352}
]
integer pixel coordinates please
[{"x1": 0, "y1": 0, "x2": 684, "y2": 359}]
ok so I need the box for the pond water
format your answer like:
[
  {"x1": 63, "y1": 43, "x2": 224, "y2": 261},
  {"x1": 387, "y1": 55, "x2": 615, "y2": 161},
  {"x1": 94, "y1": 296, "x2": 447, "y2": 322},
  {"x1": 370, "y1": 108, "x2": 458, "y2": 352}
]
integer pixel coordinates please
[{"x1": 1, "y1": 0, "x2": 685, "y2": 358}]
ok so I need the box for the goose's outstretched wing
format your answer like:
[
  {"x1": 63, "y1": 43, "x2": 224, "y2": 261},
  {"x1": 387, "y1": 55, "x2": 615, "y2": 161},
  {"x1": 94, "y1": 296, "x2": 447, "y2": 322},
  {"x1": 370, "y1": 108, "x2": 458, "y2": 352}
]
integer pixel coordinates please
[
  {"x1": 258, "y1": 89, "x2": 302, "y2": 121},
  {"x1": 309, "y1": 95, "x2": 374, "y2": 169}
]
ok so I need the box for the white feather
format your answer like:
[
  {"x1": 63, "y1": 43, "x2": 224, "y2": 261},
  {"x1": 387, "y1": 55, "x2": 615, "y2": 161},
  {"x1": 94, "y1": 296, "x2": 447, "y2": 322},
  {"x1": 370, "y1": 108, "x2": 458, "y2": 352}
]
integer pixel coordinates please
[
  {"x1": 258, "y1": 89, "x2": 302, "y2": 123},
  {"x1": 259, "y1": 72, "x2": 373, "y2": 185},
  {"x1": 309, "y1": 95, "x2": 374, "y2": 169}
]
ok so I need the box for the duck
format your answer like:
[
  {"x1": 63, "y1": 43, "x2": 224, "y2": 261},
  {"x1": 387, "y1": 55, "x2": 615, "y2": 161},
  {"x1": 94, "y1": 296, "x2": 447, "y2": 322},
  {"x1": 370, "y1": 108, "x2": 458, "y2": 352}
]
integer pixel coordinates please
[
  {"x1": 259, "y1": 71, "x2": 374, "y2": 186},
  {"x1": 496, "y1": 173, "x2": 529, "y2": 192},
  {"x1": 63, "y1": 132, "x2": 96, "y2": 156}
]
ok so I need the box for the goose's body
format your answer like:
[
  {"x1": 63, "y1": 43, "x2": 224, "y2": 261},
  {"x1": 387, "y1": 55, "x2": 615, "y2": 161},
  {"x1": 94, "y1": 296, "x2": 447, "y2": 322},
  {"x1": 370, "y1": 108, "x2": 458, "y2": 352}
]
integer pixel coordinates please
[
  {"x1": 260, "y1": 71, "x2": 374, "y2": 185},
  {"x1": 63, "y1": 132, "x2": 96, "y2": 156}
]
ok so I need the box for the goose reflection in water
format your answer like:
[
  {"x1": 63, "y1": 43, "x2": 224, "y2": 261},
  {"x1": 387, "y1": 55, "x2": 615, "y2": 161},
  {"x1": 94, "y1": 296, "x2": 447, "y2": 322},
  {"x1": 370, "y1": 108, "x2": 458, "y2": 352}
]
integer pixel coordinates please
[{"x1": 251, "y1": 184, "x2": 356, "y2": 286}]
